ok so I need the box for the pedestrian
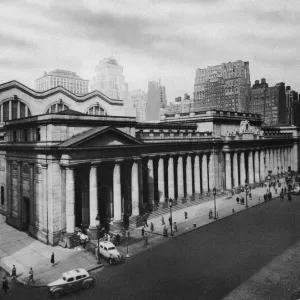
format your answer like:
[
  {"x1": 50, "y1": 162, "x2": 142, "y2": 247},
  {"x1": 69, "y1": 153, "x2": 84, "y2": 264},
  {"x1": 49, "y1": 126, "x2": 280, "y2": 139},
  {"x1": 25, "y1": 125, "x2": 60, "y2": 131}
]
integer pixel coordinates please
[
  {"x1": 144, "y1": 233, "x2": 148, "y2": 246},
  {"x1": 184, "y1": 211, "x2": 188, "y2": 219},
  {"x1": 168, "y1": 216, "x2": 172, "y2": 226},
  {"x1": 236, "y1": 197, "x2": 239, "y2": 204},
  {"x1": 141, "y1": 227, "x2": 145, "y2": 237},
  {"x1": 11, "y1": 265, "x2": 16, "y2": 279},
  {"x1": 232, "y1": 209, "x2": 235, "y2": 214},
  {"x1": 2, "y1": 276, "x2": 9, "y2": 294},
  {"x1": 144, "y1": 216, "x2": 148, "y2": 227},
  {"x1": 163, "y1": 225, "x2": 168, "y2": 237},
  {"x1": 275, "y1": 188, "x2": 277, "y2": 194},
  {"x1": 173, "y1": 222, "x2": 178, "y2": 232},
  {"x1": 51, "y1": 252, "x2": 55, "y2": 267},
  {"x1": 249, "y1": 193, "x2": 252, "y2": 200},
  {"x1": 258, "y1": 196, "x2": 260, "y2": 203},
  {"x1": 107, "y1": 234, "x2": 111, "y2": 242},
  {"x1": 28, "y1": 268, "x2": 34, "y2": 284},
  {"x1": 150, "y1": 222, "x2": 154, "y2": 232},
  {"x1": 161, "y1": 215, "x2": 165, "y2": 225},
  {"x1": 116, "y1": 233, "x2": 120, "y2": 245}
]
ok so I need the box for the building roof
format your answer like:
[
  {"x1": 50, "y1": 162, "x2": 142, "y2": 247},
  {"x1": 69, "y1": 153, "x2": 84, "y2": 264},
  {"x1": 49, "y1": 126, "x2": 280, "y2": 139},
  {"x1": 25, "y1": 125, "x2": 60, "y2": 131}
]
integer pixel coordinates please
[
  {"x1": 0, "y1": 80, "x2": 124, "y2": 105},
  {"x1": 56, "y1": 109, "x2": 86, "y2": 116}
]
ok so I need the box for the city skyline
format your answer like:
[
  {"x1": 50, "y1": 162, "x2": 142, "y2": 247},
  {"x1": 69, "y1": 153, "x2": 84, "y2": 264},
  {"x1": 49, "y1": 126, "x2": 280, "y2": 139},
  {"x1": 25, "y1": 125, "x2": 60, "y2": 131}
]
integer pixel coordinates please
[{"x1": 0, "y1": 0, "x2": 299, "y2": 103}]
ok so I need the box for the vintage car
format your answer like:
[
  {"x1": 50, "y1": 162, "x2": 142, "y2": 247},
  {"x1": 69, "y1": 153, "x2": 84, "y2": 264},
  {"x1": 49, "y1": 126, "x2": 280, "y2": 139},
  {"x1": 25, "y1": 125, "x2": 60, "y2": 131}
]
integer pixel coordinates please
[
  {"x1": 47, "y1": 268, "x2": 94, "y2": 298},
  {"x1": 98, "y1": 241, "x2": 122, "y2": 264},
  {"x1": 292, "y1": 187, "x2": 300, "y2": 195}
]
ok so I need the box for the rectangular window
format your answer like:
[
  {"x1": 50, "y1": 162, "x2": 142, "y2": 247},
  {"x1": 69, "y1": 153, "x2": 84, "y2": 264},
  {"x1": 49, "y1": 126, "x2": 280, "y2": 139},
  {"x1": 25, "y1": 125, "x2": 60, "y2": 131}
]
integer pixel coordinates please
[
  {"x1": 24, "y1": 129, "x2": 28, "y2": 142},
  {"x1": 36, "y1": 128, "x2": 41, "y2": 141},
  {"x1": 1, "y1": 186, "x2": 4, "y2": 205},
  {"x1": 13, "y1": 130, "x2": 17, "y2": 142}
]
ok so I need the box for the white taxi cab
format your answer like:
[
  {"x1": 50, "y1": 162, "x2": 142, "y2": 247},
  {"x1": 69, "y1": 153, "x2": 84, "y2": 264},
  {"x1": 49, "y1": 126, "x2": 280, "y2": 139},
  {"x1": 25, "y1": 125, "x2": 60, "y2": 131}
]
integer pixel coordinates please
[
  {"x1": 98, "y1": 241, "x2": 122, "y2": 264},
  {"x1": 47, "y1": 268, "x2": 94, "y2": 298}
]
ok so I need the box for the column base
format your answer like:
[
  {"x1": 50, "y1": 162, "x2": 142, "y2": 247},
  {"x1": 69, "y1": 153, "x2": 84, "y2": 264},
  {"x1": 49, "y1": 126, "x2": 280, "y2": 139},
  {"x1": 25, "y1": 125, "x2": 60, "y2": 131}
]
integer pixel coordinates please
[
  {"x1": 61, "y1": 232, "x2": 79, "y2": 249},
  {"x1": 87, "y1": 227, "x2": 100, "y2": 240},
  {"x1": 129, "y1": 215, "x2": 144, "y2": 228},
  {"x1": 109, "y1": 220, "x2": 124, "y2": 234}
]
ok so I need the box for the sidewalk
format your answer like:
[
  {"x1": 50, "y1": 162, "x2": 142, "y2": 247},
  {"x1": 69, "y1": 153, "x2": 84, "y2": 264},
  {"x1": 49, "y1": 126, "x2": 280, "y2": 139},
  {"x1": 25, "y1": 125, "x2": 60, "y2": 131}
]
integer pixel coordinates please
[
  {"x1": 0, "y1": 216, "x2": 102, "y2": 287},
  {"x1": 117, "y1": 179, "x2": 288, "y2": 257},
  {"x1": 0, "y1": 178, "x2": 288, "y2": 287}
]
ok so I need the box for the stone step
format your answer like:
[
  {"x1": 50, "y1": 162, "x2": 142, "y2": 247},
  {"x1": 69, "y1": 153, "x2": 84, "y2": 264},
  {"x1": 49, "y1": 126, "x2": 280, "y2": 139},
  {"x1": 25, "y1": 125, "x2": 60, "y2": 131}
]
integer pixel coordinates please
[{"x1": 147, "y1": 195, "x2": 213, "y2": 220}]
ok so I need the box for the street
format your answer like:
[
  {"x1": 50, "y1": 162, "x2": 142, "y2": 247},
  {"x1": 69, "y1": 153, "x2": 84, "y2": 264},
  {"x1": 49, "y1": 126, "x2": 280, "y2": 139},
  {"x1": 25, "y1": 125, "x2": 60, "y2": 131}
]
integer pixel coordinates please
[{"x1": 2, "y1": 195, "x2": 300, "y2": 300}]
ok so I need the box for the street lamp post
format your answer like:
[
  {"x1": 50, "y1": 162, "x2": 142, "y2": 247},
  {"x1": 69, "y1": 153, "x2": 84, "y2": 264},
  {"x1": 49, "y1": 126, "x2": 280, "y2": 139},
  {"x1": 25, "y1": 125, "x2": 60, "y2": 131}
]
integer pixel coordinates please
[
  {"x1": 213, "y1": 187, "x2": 217, "y2": 220},
  {"x1": 95, "y1": 214, "x2": 101, "y2": 264},
  {"x1": 268, "y1": 170, "x2": 272, "y2": 193},
  {"x1": 245, "y1": 180, "x2": 249, "y2": 208},
  {"x1": 169, "y1": 198, "x2": 174, "y2": 236}
]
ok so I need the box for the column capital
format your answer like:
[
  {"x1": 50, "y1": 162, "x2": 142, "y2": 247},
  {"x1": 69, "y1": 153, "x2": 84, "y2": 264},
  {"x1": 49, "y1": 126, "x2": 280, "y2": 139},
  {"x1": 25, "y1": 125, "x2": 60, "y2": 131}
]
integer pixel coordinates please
[
  {"x1": 132, "y1": 157, "x2": 141, "y2": 162},
  {"x1": 41, "y1": 163, "x2": 48, "y2": 169},
  {"x1": 115, "y1": 158, "x2": 124, "y2": 164}
]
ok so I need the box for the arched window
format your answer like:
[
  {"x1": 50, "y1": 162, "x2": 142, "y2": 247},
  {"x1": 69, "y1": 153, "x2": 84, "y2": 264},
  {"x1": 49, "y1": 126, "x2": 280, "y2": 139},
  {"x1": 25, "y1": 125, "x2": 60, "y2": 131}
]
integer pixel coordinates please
[
  {"x1": 0, "y1": 98, "x2": 32, "y2": 122},
  {"x1": 46, "y1": 101, "x2": 69, "y2": 114},
  {"x1": 86, "y1": 105, "x2": 106, "y2": 116}
]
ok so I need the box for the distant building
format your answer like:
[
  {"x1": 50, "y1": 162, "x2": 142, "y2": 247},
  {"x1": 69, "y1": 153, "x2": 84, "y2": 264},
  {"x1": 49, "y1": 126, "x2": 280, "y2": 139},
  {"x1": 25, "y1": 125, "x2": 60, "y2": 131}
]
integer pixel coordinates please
[
  {"x1": 285, "y1": 86, "x2": 298, "y2": 125},
  {"x1": 249, "y1": 79, "x2": 286, "y2": 125},
  {"x1": 291, "y1": 98, "x2": 300, "y2": 126},
  {"x1": 129, "y1": 89, "x2": 147, "y2": 121},
  {"x1": 194, "y1": 60, "x2": 251, "y2": 112},
  {"x1": 91, "y1": 58, "x2": 128, "y2": 101},
  {"x1": 35, "y1": 69, "x2": 89, "y2": 95},
  {"x1": 145, "y1": 81, "x2": 166, "y2": 121}
]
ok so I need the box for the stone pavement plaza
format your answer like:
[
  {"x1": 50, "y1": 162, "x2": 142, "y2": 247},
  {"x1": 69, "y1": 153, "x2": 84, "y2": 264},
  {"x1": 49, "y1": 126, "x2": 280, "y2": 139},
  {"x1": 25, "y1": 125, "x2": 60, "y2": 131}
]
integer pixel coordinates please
[{"x1": 0, "y1": 178, "x2": 287, "y2": 287}]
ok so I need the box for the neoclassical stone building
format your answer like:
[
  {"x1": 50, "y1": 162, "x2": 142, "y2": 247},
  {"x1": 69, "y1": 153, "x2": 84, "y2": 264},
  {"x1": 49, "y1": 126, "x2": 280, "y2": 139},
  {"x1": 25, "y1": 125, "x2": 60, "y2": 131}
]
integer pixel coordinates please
[{"x1": 0, "y1": 81, "x2": 299, "y2": 247}]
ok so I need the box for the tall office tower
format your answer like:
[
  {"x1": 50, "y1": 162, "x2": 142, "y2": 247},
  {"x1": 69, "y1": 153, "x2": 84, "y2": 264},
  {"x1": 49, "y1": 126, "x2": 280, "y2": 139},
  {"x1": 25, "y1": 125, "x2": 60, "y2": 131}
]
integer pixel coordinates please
[
  {"x1": 129, "y1": 89, "x2": 147, "y2": 121},
  {"x1": 249, "y1": 78, "x2": 286, "y2": 125},
  {"x1": 92, "y1": 57, "x2": 128, "y2": 101},
  {"x1": 159, "y1": 79, "x2": 167, "y2": 108},
  {"x1": 285, "y1": 86, "x2": 299, "y2": 125},
  {"x1": 35, "y1": 69, "x2": 89, "y2": 95},
  {"x1": 146, "y1": 81, "x2": 161, "y2": 121},
  {"x1": 194, "y1": 60, "x2": 251, "y2": 112}
]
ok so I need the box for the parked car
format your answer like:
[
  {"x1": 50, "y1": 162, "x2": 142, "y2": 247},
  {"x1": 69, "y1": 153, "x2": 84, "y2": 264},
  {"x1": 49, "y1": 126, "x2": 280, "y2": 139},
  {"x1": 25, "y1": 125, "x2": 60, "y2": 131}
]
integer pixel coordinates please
[
  {"x1": 292, "y1": 187, "x2": 300, "y2": 195},
  {"x1": 47, "y1": 268, "x2": 94, "y2": 298},
  {"x1": 98, "y1": 241, "x2": 122, "y2": 264}
]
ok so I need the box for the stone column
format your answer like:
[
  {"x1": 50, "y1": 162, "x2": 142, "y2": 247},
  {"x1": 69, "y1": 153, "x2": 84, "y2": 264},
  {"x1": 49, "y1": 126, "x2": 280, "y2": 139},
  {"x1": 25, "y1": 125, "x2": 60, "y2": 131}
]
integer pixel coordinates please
[
  {"x1": 177, "y1": 156, "x2": 184, "y2": 198},
  {"x1": 260, "y1": 150, "x2": 265, "y2": 181},
  {"x1": 202, "y1": 153, "x2": 208, "y2": 192},
  {"x1": 147, "y1": 157, "x2": 155, "y2": 205},
  {"x1": 278, "y1": 148, "x2": 282, "y2": 174},
  {"x1": 233, "y1": 152, "x2": 239, "y2": 188},
  {"x1": 225, "y1": 152, "x2": 232, "y2": 189},
  {"x1": 158, "y1": 156, "x2": 165, "y2": 203},
  {"x1": 89, "y1": 165, "x2": 98, "y2": 228},
  {"x1": 274, "y1": 148, "x2": 278, "y2": 175},
  {"x1": 131, "y1": 160, "x2": 139, "y2": 216},
  {"x1": 113, "y1": 161, "x2": 122, "y2": 222},
  {"x1": 186, "y1": 154, "x2": 193, "y2": 196},
  {"x1": 269, "y1": 149, "x2": 274, "y2": 174},
  {"x1": 168, "y1": 156, "x2": 175, "y2": 199},
  {"x1": 66, "y1": 166, "x2": 75, "y2": 234},
  {"x1": 194, "y1": 153, "x2": 201, "y2": 194},
  {"x1": 248, "y1": 151, "x2": 254, "y2": 184},
  {"x1": 208, "y1": 152, "x2": 215, "y2": 191},
  {"x1": 41, "y1": 164, "x2": 48, "y2": 234},
  {"x1": 240, "y1": 152, "x2": 246, "y2": 186},
  {"x1": 254, "y1": 151, "x2": 259, "y2": 183},
  {"x1": 265, "y1": 149, "x2": 269, "y2": 176}
]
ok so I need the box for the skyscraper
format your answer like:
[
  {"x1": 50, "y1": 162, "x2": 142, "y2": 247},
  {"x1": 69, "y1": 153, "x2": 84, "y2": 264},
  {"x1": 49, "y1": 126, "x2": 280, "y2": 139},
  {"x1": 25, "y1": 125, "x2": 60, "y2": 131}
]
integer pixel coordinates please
[
  {"x1": 248, "y1": 78, "x2": 286, "y2": 125},
  {"x1": 92, "y1": 57, "x2": 128, "y2": 101},
  {"x1": 129, "y1": 89, "x2": 147, "y2": 121},
  {"x1": 193, "y1": 60, "x2": 251, "y2": 112},
  {"x1": 35, "y1": 69, "x2": 89, "y2": 95}
]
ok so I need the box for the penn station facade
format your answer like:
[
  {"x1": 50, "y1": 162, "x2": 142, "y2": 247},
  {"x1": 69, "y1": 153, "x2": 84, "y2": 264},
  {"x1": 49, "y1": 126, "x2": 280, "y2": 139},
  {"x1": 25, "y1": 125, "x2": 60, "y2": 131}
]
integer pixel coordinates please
[{"x1": 0, "y1": 81, "x2": 299, "y2": 247}]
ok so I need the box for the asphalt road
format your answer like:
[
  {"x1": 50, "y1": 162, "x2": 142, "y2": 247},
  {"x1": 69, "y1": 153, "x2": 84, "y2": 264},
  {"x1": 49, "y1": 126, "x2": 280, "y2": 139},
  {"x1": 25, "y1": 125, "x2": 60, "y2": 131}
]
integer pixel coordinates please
[{"x1": 2, "y1": 196, "x2": 300, "y2": 300}]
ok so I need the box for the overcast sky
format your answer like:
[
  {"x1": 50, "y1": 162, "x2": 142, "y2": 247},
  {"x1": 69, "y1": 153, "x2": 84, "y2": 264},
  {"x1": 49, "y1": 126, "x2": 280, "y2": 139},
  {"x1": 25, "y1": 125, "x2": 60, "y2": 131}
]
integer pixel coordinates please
[{"x1": 0, "y1": 0, "x2": 299, "y2": 103}]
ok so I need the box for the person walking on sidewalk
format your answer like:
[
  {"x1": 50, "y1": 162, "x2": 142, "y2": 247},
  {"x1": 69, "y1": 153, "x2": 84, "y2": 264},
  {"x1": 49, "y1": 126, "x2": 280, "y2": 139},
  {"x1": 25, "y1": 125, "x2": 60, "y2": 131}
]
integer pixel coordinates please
[
  {"x1": 184, "y1": 211, "x2": 188, "y2": 219},
  {"x1": 2, "y1": 276, "x2": 9, "y2": 294},
  {"x1": 143, "y1": 216, "x2": 149, "y2": 227},
  {"x1": 144, "y1": 233, "x2": 148, "y2": 246},
  {"x1": 150, "y1": 222, "x2": 154, "y2": 233},
  {"x1": 141, "y1": 227, "x2": 145, "y2": 237},
  {"x1": 51, "y1": 252, "x2": 55, "y2": 267},
  {"x1": 168, "y1": 216, "x2": 172, "y2": 227},
  {"x1": 28, "y1": 268, "x2": 34, "y2": 284},
  {"x1": 173, "y1": 222, "x2": 178, "y2": 233},
  {"x1": 11, "y1": 265, "x2": 16, "y2": 279},
  {"x1": 163, "y1": 225, "x2": 168, "y2": 237},
  {"x1": 161, "y1": 215, "x2": 165, "y2": 225},
  {"x1": 236, "y1": 197, "x2": 239, "y2": 204}
]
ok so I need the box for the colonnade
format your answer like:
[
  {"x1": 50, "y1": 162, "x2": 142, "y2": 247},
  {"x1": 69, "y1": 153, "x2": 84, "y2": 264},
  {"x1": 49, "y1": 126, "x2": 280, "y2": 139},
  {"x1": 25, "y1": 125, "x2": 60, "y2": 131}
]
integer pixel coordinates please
[{"x1": 224, "y1": 147, "x2": 292, "y2": 190}]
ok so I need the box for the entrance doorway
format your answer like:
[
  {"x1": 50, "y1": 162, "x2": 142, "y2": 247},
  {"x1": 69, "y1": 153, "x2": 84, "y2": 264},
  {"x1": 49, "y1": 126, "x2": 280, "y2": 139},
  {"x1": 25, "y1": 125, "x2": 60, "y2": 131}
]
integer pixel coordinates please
[{"x1": 23, "y1": 197, "x2": 30, "y2": 230}]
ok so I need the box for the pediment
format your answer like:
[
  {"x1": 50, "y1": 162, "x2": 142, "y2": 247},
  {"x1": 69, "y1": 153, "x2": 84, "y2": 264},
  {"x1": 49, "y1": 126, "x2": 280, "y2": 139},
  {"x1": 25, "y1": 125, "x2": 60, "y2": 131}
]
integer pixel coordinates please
[{"x1": 59, "y1": 126, "x2": 143, "y2": 148}]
